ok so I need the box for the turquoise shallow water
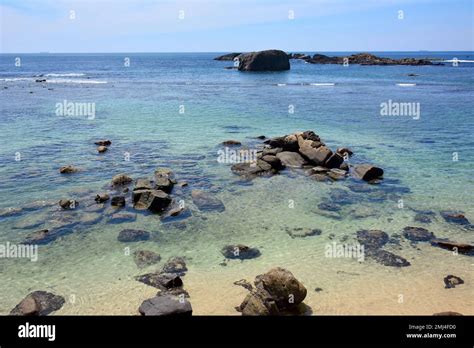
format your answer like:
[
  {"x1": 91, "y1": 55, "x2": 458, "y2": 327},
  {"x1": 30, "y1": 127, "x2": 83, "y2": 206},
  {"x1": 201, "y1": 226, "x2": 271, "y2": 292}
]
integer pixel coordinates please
[{"x1": 0, "y1": 52, "x2": 473, "y2": 314}]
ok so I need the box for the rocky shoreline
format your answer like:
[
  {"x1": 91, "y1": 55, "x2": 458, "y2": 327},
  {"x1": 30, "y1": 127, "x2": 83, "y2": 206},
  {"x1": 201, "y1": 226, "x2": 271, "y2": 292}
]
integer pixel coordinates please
[
  {"x1": 3, "y1": 130, "x2": 473, "y2": 316},
  {"x1": 214, "y1": 50, "x2": 439, "y2": 70}
]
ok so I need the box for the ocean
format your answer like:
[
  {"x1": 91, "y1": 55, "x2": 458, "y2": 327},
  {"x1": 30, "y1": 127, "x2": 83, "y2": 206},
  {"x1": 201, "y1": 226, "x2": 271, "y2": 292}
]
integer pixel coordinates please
[{"x1": 0, "y1": 51, "x2": 473, "y2": 315}]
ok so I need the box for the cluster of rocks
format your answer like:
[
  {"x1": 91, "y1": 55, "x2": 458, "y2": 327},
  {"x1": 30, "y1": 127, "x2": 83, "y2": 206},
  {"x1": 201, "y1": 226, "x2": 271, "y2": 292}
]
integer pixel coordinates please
[
  {"x1": 10, "y1": 290, "x2": 65, "y2": 316},
  {"x1": 95, "y1": 139, "x2": 111, "y2": 153},
  {"x1": 290, "y1": 52, "x2": 436, "y2": 66},
  {"x1": 137, "y1": 257, "x2": 192, "y2": 316},
  {"x1": 112, "y1": 167, "x2": 182, "y2": 215},
  {"x1": 237, "y1": 267, "x2": 309, "y2": 315},
  {"x1": 230, "y1": 130, "x2": 383, "y2": 183},
  {"x1": 215, "y1": 50, "x2": 438, "y2": 71}
]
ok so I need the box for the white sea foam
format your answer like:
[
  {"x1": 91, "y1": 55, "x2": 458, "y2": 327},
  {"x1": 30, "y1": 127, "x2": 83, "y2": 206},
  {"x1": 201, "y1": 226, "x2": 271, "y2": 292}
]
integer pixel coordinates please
[
  {"x1": 441, "y1": 59, "x2": 474, "y2": 63},
  {"x1": 46, "y1": 79, "x2": 107, "y2": 84},
  {"x1": 277, "y1": 83, "x2": 286, "y2": 86},
  {"x1": 310, "y1": 83, "x2": 335, "y2": 86},
  {"x1": 396, "y1": 83, "x2": 416, "y2": 87},
  {"x1": 45, "y1": 73, "x2": 86, "y2": 77},
  {"x1": 0, "y1": 78, "x2": 34, "y2": 82}
]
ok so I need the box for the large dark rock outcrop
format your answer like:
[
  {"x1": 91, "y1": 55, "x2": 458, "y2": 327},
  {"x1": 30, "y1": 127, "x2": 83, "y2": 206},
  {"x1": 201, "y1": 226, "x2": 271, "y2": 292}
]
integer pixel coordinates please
[
  {"x1": 237, "y1": 50, "x2": 290, "y2": 71},
  {"x1": 237, "y1": 267, "x2": 308, "y2": 315}
]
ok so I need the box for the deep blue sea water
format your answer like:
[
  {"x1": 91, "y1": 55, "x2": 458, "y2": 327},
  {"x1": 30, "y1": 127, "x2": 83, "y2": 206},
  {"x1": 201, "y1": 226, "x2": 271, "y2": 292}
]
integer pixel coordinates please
[{"x1": 0, "y1": 52, "x2": 473, "y2": 314}]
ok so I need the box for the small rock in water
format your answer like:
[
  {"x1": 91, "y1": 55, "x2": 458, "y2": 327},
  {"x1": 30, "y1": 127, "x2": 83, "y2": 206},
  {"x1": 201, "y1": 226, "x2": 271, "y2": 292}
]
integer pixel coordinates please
[
  {"x1": 336, "y1": 147, "x2": 354, "y2": 157},
  {"x1": 444, "y1": 275, "x2": 464, "y2": 289},
  {"x1": 94, "y1": 139, "x2": 111, "y2": 146},
  {"x1": 134, "y1": 189, "x2": 171, "y2": 213},
  {"x1": 440, "y1": 211, "x2": 470, "y2": 225},
  {"x1": 353, "y1": 164, "x2": 384, "y2": 181},
  {"x1": 111, "y1": 173, "x2": 133, "y2": 186},
  {"x1": 10, "y1": 291, "x2": 65, "y2": 316},
  {"x1": 138, "y1": 294, "x2": 192, "y2": 316},
  {"x1": 97, "y1": 145, "x2": 108, "y2": 153},
  {"x1": 222, "y1": 140, "x2": 241, "y2": 146},
  {"x1": 133, "y1": 250, "x2": 161, "y2": 268},
  {"x1": 162, "y1": 257, "x2": 188, "y2": 276},
  {"x1": 59, "y1": 165, "x2": 79, "y2": 174},
  {"x1": 117, "y1": 229, "x2": 150, "y2": 242},
  {"x1": 221, "y1": 244, "x2": 261, "y2": 260},
  {"x1": 94, "y1": 193, "x2": 110, "y2": 203},
  {"x1": 403, "y1": 226, "x2": 435, "y2": 242},
  {"x1": 111, "y1": 196, "x2": 126, "y2": 207},
  {"x1": 136, "y1": 272, "x2": 183, "y2": 290},
  {"x1": 59, "y1": 199, "x2": 78, "y2": 210}
]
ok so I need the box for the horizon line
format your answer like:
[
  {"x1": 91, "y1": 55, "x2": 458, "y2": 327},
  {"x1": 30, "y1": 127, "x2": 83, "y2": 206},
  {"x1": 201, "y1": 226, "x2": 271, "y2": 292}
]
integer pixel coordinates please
[{"x1": 1, "y1": 50, "x2": 473, "y2": 55}]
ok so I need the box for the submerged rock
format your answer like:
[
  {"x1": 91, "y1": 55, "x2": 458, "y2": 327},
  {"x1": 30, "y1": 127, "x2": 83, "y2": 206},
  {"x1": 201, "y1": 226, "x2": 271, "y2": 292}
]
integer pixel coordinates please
[
  {"x1": 237, "y1": 49, "x2": 290, "y2": 71},
  {"x1": 107, "y1": 212, "x2": 136, "y2": 224},
  {"x1": 238, "y1": 267, "x2": 308, "y2": 315},
  {"x1": 414, "y1": 213, "x2": 432, "y2": 223},
  {"x1": 403, "y1": 226, "x2": 435, "y2": 242},
  {"x1": 117, "y1": 229, "x2": 150, "y2": 242},
  {"x1": 356, "y1": 230, "x2": 389, "y2": 250},
  {"x1": 191, "y1": 190, "x2": 225, "y2": 212},
  {"x1": 444, "y1": 275, "x2": 464, "y2": 289},
  {"x1": 430, "y1": 239, "x2": 474, "y2": 255},
  {"x1": 10, "y1": 291, "x2": 65, "y2": 316},
  {"x1": 440, "y1": 211, "x2": 470, "y2": 225},
  {"x1": 59, "y1": 165, "x2": 79, "y2": 174},
  {"x1": 23, "y1": 229, "x2": 55, "y2": 244},
  {"x1": 221, "y1": 244, "x2": 261, "y2": 260},
  {"x1": 138, "y1": 294, "x2": 192, "y2": 316},
  {"x1": 286, "y1": 227, "x2": 321, "y2": 238},
  {"x1": 133, "y1": 250, "x2": 161, "y2": 268},
  {"x1": 162, "y1": 257, "x2": 188, "y2": 276},
  {"x1": 369, "y1": 249, "x2": 411, "y2": 267}
]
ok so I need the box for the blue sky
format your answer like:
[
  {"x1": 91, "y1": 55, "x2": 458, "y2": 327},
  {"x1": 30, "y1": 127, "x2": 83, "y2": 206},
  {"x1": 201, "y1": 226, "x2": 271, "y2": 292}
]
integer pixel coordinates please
[{"x1": 0, "y1": 0, "x2": 473, "y2": 53}]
